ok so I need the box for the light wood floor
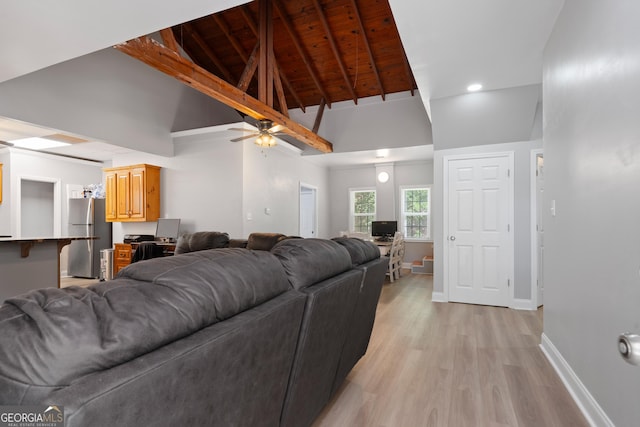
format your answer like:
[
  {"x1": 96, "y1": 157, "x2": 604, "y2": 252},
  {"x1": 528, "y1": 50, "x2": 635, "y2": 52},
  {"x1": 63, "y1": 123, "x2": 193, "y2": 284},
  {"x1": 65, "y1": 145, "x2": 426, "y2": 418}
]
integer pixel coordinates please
[{"x1": 313, "y1": 273, "x2": 588, "y2": 427}]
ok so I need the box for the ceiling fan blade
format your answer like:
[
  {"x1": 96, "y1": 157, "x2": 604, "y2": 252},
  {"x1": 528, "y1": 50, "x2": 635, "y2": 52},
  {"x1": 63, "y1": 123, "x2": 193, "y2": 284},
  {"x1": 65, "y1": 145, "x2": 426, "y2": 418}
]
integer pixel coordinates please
[
  {"x1": 228, "y1": 127, "x2": 256, "y2": 132},
  {"x1": 230, "y1": 134, "x2": 257, "y2": 142},
  {"x1": 270, "y1": 124, "x2": 284, "y2": 133}
]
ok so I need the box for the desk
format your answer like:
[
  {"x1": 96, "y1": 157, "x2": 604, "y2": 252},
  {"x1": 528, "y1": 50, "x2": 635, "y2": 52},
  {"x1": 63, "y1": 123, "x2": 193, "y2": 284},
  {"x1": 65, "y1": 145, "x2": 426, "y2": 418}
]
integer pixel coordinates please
[
  {"x1": 114, "y1": 242, "x2": 176, "y2": 275},
  {"x1": 373, "y1": 240, "x2": 393, "y2": 256}
]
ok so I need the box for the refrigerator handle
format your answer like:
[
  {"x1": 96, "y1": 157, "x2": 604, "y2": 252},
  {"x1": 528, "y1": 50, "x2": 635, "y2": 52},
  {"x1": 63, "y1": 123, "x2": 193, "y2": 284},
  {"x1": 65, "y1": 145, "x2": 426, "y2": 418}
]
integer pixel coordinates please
[
  {"x1": 86, "y1": 199, "x2": 92, "y2": 226},
  {"x1": 86, "y1": 200, "x2": 92, "y2": 252}
]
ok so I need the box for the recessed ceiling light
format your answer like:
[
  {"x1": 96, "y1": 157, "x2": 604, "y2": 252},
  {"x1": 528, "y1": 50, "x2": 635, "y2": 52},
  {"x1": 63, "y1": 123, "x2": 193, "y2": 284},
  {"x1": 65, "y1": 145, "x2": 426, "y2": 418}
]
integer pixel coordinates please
[
  {"x1": 467, "y1": 83, "x2": 483, "y2": 92},
  {"x1": 10, "y1": 137, "x2": 71, "y2": 150}
]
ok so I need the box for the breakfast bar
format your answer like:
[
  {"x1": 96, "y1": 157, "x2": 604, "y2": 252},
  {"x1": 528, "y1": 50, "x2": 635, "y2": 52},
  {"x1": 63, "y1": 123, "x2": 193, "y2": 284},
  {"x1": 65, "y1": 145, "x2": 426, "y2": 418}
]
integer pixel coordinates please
[{"x1": 0, "y1": 236, "x2": 96, "y2": 303}]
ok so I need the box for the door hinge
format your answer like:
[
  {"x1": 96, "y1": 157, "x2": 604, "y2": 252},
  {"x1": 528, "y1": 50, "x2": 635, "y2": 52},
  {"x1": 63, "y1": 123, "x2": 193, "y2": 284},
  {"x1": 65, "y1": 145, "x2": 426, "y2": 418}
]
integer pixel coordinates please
[
  {"x1": 507, "y1": 169, "x2": 511, "y2": 177},
  {"x1": 507, "y1": 224, "x2": 511, "y2": 232},
  {"x1": 507, "y1": 279, "x2": 511, "y2": 287}
]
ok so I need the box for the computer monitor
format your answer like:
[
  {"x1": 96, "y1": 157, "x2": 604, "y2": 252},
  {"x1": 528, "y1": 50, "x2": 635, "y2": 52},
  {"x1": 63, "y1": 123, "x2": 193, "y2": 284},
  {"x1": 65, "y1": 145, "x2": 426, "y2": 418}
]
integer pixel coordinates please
[
  {"x1": 155, "y1": 218, "x2": 180, "y2": 242},
  {"x1": 371, "y1": 221, "x2": 397, "y2": 240}
]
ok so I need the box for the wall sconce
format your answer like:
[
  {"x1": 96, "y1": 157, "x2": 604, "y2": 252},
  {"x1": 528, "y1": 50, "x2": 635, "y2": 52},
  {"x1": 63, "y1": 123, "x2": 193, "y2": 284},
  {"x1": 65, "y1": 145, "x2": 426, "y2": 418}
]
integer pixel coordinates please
[{"x1": 377, "y1": 171, "x2": 389, "y2": 183}]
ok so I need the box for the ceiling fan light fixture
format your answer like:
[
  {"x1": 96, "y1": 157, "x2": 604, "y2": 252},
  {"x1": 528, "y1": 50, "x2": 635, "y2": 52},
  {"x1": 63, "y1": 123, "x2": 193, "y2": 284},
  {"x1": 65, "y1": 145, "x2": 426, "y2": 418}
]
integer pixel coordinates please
[{"x1": 255, "y1": 132, "x2": 277, "y2": 148}]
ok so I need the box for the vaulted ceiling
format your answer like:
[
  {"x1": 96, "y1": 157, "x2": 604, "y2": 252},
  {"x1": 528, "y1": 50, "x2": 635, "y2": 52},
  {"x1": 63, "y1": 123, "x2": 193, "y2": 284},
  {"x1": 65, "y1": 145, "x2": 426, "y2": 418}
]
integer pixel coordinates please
[
  {"x1": 171, "y1": 0, "x2": 415, "y2": 112},
  {"x1": 0, "y1": 0, "x2": 563, "y2": 161}
]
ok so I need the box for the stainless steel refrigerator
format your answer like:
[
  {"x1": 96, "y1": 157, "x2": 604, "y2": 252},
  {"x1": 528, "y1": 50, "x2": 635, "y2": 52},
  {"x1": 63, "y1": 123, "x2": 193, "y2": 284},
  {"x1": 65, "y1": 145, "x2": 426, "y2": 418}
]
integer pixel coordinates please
[{"x1": 68, "y1": 198, "x2": 112, "y2": 278}]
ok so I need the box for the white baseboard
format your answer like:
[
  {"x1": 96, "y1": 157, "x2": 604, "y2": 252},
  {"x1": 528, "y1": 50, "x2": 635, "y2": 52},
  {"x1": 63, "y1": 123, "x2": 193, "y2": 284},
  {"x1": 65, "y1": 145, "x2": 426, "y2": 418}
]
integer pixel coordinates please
[
  {"x1": 511, "y1": 298, "x2": 536, "y2": 310},
  {"x1": 431, "y1": 291, "x2": 446, "y2": 302},
  {"x1": 540, "y1": 333, "x2": 614, "y2": 427}
]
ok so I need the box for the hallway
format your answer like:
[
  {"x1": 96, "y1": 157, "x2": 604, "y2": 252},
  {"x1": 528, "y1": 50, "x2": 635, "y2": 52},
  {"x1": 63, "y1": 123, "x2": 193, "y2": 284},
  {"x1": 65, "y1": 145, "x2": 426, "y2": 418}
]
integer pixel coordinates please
[{"x1": 314, "y1": 274, "x2": 587, "y2": 427}]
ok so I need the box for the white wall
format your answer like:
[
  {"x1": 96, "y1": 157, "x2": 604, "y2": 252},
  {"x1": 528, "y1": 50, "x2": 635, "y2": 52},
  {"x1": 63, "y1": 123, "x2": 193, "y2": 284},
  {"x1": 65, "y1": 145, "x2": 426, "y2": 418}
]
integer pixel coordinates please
[
  {"x1": 542, "y1": 1, "x2": 640, "y2": 425},
  {"x1": 430, "y1": 84, "x2": 541, "y2": 150},
  {"x1": 0, "y1": 149, "x2": 9, "y2": 236},
  {"x1": 328, "y1": 160, "x2": 433, "y2": 263},
  {"x1": 290, "y1": 92, "x2": 433, "y2": 154},
  {"x1": 109, "y1": 132, "x2": 245, "y2": 243},
  {"x1": 432, "y1": 140, "x2": 542, "y2": 302},
  {"x1": 110, "y1": 133, "x2": 330, "y2": 243},
  {"x1": 242, "y1": 143, "x2": 329, "y2": 238},
  {"x1": 4, "y1": 149, "x2": 103, "y2": 238},
  {"x1": 0, "y1": 48, "x2": 241, "y2": 157}
]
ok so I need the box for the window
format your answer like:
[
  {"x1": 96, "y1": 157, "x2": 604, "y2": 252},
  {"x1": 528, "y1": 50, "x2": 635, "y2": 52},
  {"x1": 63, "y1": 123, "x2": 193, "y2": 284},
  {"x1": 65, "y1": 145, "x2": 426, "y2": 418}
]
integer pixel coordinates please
[
  {"x1": 349, "y1": 189, "x2": 376, "y2": 234},
  {"x1": 400, "y1": 186, "x2": 430, "y2": 240}
]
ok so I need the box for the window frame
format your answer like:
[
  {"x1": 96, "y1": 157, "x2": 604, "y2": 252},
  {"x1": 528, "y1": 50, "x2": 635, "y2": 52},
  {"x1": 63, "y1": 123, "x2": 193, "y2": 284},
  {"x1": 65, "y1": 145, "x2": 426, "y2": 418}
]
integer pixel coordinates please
[
  {"x1": 349, "y1": 187, "x2": 376, "y2": 234},
  {"x1": 399, "y1": 185, "x2": 431, "y2": 241}
]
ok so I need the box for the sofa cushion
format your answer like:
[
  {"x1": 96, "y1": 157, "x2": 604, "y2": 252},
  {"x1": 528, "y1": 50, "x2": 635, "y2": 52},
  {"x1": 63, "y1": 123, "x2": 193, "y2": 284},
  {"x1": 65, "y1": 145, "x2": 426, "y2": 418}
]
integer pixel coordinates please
[
  {"x1": 0, "y1": 249, "x2": 289, "y2": 387},
  {"x1": 271, "y1": 238, "x2": 352, "y2": 290},
  {"x1": 174, "y1": 231, "x2": 229, "y2": 254},
  {"x1": 246, "y1": 232, "x2": 287, "y2": 251},
  {"x1": 331, "y1": 237, "x2": 380, "y2": 266}
]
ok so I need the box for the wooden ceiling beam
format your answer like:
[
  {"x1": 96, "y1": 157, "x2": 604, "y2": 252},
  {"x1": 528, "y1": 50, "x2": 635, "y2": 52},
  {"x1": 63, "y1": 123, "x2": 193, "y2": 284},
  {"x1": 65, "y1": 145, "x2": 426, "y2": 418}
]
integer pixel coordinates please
[
  {"x1": 258, "y1": 0, "x2": 274, "y2": 107},
  {"x1": 184, "y1": 23, "x2": 235, "y2": 84},
  {"x1": 272, "y1": 0, "x2": 332, "y2": 107},
  {"x1": 238, "y1": 42, "x2": 260, "y2": 92},
  {"x1": 159, "y1": 28, "x2": 180, "y2": 53},
  {"x1": 313, "y1": 98, "x2": 326, "y2": 134},
  {"x1": 349, "y1": 0, "x2": 385, "y2": 101},
  {"x1": 115, "y1": 37, "x2": 332, "y2": 153},
  {"x1": 311, "y1": 0, "x2": 358, "y2": 104},
  {"x1": 273, "y1": 65, "x2": 289, "y2": 117},
  {"x1": 240, "y1": 4, "x2": 305, "y2": 113}
]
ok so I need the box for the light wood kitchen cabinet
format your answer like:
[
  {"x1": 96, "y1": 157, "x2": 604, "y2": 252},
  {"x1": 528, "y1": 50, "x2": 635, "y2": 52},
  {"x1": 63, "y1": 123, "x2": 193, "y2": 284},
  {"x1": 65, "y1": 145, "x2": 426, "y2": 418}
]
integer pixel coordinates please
[{"x1": 103, "y1": 164, "x2": 161, "y2": 222}]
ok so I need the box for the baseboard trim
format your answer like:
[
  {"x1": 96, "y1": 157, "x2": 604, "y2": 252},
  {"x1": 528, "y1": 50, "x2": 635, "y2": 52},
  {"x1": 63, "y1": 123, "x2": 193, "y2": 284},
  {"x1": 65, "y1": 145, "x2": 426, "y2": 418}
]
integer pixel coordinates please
[
  {"x1": 540, "y1": 333, "x2": 614, "y2": 427},
  {"x1": 511, "y1": 298, "x2": 536, "y2": 310},
  {"x1": 431, "y1": 291, "x2": 446, "y2": 303}
]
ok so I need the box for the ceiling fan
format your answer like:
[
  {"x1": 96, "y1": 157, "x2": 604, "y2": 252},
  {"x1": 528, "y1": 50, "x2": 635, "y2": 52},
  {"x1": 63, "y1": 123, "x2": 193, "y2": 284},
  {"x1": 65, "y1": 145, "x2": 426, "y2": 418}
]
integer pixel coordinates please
[{"x1": 229, "y1": 119, "x2": 285, "y2": 147}]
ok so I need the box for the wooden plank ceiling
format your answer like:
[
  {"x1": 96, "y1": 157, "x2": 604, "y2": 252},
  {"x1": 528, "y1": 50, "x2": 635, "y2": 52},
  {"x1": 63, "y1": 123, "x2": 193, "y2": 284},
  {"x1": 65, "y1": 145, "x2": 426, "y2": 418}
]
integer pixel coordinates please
[
  {"x1": 175, "y1": 0, "x2": 416, "y2": 112},
  {"x1": 117, "y1": 0, "x2": 415, "y2": 153}
]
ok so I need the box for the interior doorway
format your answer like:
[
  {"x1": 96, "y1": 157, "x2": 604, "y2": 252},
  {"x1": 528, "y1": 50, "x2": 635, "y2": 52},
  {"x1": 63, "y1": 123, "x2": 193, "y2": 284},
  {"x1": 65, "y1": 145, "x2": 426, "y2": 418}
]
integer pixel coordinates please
[
  {"x1": 299, "y1": 183, "x2": 317, "y2": 238},
  {"x1": 443, "y1": 152, "x2": 514, "y2": 307},
  {"x1": 18, "y1": 176, "x2": 62, "y2": 238},
  {"x1": 531, "y1": 150, "x2": 544, "y2": 307}
]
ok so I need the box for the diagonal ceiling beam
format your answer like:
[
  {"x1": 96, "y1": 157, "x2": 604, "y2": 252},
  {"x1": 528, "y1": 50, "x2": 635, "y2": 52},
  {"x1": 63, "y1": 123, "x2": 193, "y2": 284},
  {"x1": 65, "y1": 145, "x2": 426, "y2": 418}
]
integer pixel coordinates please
[
  {"x1": 349, "y1": 0, "x2": 385, "y2": 101},
  {"x1": 237, "y1": 42, "x2": 260, "y2": 92},
  {"x1": 272, "y1": 0, "x2": 332, "y2": 107},
  {"x1": 115, "y1": 36, "x2": 332, "y2": 153},
  {"x1": 184, "y1": 23, "x2": 235, "y2": 84},
  {"x1": 311, "y1": 0, "x2": 358, "y2": 104},
  {"x1": 159, "y1": 28, "x2": 180, "y2": 53}
]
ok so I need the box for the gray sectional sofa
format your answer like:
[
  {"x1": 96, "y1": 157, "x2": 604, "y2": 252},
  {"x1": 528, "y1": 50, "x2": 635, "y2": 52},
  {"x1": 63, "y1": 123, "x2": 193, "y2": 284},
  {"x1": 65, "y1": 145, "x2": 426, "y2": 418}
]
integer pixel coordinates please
[{"x1": 0, "y1": 237, "x2": 386, "y2": 427}]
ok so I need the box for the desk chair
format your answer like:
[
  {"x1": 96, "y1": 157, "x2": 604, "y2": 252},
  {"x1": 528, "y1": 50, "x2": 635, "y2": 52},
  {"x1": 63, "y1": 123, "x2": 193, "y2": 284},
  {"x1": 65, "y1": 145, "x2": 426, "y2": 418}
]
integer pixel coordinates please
[
  {"x1": 386, "y1": 232, "x2": 405, "y2": 283},
  {"x1": 131, "y1": 242, "x2": 165, "y2": 263}
]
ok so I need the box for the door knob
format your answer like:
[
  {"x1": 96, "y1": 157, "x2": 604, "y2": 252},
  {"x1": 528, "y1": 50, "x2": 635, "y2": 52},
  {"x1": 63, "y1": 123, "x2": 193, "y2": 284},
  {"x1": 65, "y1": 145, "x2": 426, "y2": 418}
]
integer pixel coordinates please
[
  {"x1": 449, "y1": 236, "x2": 456, "y2": 241},
  {"x1": 618, "y1": 333, "x2": 640, "y2": 366}
]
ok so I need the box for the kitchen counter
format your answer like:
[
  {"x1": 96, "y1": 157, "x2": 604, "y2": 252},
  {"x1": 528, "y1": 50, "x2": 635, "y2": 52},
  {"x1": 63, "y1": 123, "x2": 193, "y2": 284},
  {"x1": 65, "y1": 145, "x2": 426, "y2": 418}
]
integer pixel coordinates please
[{"x1": 0, "y1": 236, "x2": 97, "y2": 304}]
